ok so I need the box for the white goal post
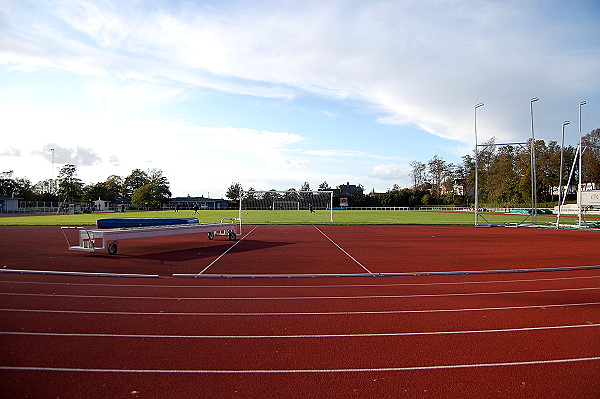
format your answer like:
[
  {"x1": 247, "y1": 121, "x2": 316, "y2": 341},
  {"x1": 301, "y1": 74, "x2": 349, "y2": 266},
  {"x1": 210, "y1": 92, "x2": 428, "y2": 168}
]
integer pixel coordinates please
[{"x1": 239, "y1": 190, "x2": 334, "y2": 223}]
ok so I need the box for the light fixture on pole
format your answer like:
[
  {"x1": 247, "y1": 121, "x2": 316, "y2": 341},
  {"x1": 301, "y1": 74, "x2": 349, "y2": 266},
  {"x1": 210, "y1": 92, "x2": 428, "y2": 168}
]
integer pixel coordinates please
[
  {"x1": 556, "y1": 121, "x2": 570, "y2": 228},
  {"x1": 474, "y1": 102, "x2": 484, "y2": 225},
  {"x1": 529, "y1": 97, "x2": 539, "y2": 223},
  {"x1": 578, "y1": 101, "x2": 586, "y2": 226}
]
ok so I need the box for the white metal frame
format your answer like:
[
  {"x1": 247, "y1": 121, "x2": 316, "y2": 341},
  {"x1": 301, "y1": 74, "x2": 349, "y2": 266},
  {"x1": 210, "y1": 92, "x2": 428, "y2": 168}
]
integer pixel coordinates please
[
  {"x1": 239, "y1": 190, "x2": 334, "y2": 223},
  {"x1": 474, "y1": 103, "x2": 537, "y2": 227},
  {"x1": 62, "y1": 218, "x2": 241, "y2": 255}
]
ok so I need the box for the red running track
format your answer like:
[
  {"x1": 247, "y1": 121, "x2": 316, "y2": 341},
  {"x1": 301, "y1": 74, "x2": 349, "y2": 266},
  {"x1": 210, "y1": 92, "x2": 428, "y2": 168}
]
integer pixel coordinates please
[
  {"x1": 0, "y1": 224, "x2": 599, "y2": 398},
  {"x1": 3, "y1": 225, "x2": 599, "y2": 276}
]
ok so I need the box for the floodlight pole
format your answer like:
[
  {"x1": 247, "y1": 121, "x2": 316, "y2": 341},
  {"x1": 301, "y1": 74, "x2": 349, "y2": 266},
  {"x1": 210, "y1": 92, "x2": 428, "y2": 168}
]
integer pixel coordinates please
[
  {"x1": 529, "y1": 97, "x2": 539, "y2": 224},
  {"x1": 556, "y1": 121, "x2": 570, "y2": 228},
  {"x1": 578, "y1": 101, "x2": 586, "y2": 226},
  {"x1": 50, "y1": 148, "x2": 55, "y2": 195},
  {"x1": 474, "y1": 102, "x2": 484, "y2": 225}
]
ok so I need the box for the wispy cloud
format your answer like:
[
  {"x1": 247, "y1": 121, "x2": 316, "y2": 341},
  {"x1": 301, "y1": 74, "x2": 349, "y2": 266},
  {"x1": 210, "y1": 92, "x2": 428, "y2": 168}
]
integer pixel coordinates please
[
  {"x1": 33, "y1": 144, "x2": 102, "y2": 167},
  {"x1": 1, "y1": 0, "x2": 598, "y2": 195},
  {"x1": 303, "y1": 149, "x2": 397, "y2": 160},
  {"x1": 3, "y1": 0, "x2": 597, "y2": 146},
  {"x1": 369, "y1": 163, "x2": 408, "y2": 181}
]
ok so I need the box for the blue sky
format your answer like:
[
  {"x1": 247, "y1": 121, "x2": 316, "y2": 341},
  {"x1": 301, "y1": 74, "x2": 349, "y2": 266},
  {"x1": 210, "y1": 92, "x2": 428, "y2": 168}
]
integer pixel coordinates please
[{"x1": 1, "y1": 0, "x2": 599, "y2": 198}]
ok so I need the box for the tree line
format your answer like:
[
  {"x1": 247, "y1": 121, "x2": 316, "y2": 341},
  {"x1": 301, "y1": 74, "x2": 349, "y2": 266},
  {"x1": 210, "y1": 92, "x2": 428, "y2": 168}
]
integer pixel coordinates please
[
  {"x1": 2, "y1": 128, "x2": 599, "y2": 209},
  {"x1": 226, "y1": 128, "x2": 600, "y2": 208},
  {"x1": 0, "y1": 165, "x2": 171, "y2": 207}
]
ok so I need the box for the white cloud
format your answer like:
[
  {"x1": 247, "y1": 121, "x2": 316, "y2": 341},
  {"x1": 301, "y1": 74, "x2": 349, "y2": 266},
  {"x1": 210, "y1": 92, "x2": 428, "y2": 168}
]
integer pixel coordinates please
[
  {"x1": 0, "y1": 103, "x2": 311, "y2": 195},
  {"x1": 369, "y1": 163, "x2": 408, "y2": 181},
  {"x1": 303, "y1": 149, "x2": 397, "y2": 160},
  {"x1": 0, "y1": 147, "x2": 20, "y2": 157},
  {"x1": 3, "y1": 0, "x2": 597, "y2": 146}
]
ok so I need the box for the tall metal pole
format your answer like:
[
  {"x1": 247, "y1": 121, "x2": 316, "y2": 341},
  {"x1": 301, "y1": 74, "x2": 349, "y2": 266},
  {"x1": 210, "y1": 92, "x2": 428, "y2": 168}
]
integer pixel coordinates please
[
  {"x1": 529, "y1": 97, "x2": 539, "y2": 224},
  {"x1": 474, "y1": 102, "x2": 484, "y2": 225},
  {"x1": 556, "y1": 121, "x2": 570, "y2": 228},
  {"x1": 578, "y1": 101, "x2": 586, "y2": 226},
  {"x1": 50, "y1": 148, "x2": 55, "y2": 195}
]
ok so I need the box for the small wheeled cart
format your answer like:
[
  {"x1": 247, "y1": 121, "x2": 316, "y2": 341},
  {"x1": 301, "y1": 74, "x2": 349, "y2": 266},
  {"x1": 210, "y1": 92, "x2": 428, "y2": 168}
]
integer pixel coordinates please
[{"x1": 62, "y1": 217, "x2": 241, "y2": 255}]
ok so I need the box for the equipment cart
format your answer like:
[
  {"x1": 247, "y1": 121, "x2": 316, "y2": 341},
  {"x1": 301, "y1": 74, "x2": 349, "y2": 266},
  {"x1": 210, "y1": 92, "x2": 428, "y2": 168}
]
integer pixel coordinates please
[{"x1": 62, "y1": 217, "x2": 241, "y2": 255}]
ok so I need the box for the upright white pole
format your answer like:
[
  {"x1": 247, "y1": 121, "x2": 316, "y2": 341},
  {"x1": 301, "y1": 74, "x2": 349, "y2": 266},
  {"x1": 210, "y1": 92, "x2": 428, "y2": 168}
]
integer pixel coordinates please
[
  {"x1": 530, "y1": 97, "x2": 539, "y2": 224},
  {"x1": 329, "y1": 191, "x2": 334, "y2": 222},
  {"x1": 578, "y1": 101, "x2": 586, "y2": 226},
  {"x1": 238, "y1": 191, "x2": 243, "y2": 235},
  {"x1": 474, "y1": 103, "x2": 484, "y2": 225},
  {"x1": 556, "y1": 121, "x2": 570, "y2": 228}
]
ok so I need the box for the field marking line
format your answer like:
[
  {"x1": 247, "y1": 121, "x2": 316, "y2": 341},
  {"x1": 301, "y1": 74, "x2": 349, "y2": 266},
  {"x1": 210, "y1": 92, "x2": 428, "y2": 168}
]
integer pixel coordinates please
[
  {"x1": 1, "y1": 357, "x2": 599, "y2": 374},
  {"x1": 2, "y1": 323, "x2": 597, "y2": 339},
  {"x1": 313, "y1": 226, "x2": 373, "y2": 274},
  {"x1": 1, "y1": 274, "x2": 599, "y2": 290},
  {"x1": 196, "y1": 225, "x2": 258, "y2": 275},
  {"x1": 2, "y1": 301, "x2": 598, "y2": 316},
  {"x1": 2, "y1": 286, "x2": 597, "y2": 301}
]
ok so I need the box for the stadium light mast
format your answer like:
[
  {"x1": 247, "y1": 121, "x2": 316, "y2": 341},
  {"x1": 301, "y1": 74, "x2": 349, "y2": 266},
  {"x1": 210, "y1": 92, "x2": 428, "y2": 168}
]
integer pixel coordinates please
[
  {"x1": 50, "y1": 148, "x2": 55, "y2": 195},
  {"x1": 474, "y1": 102, "x2": 484, "y2": 225},
  {"x1": 50, "y1": 148, "x2": 55, "y2": 179},
  {"x1": 556, "y1": 121, "x2": 570, "y2": 228},
  {"x1": 529, "y1": 97, "x2": 539, "y2": 224},
  {"x1": 578, "y1": 101, "x2": 586, "y2": 226}
]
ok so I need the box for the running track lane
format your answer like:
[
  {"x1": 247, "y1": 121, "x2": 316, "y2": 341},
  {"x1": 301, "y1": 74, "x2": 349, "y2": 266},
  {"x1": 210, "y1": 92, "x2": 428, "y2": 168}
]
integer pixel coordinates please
[
  {"x1": 197, "y1": 225, "x2": 373, "y2": 275},
  {"x1": 1, "y1": 271, "x2": 599, "y2": 398}
]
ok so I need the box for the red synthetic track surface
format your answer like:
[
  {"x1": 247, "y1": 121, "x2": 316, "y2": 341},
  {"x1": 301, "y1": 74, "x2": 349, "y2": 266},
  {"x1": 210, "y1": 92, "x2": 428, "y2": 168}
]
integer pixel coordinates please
[{"x1": 1, "y1": 224, "x2": 599, "y2": 398}]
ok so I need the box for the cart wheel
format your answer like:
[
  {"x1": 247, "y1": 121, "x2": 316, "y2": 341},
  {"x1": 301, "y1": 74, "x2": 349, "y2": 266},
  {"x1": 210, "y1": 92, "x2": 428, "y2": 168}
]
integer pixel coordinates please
[
  {"x1": 228, "y1": 231, "x2": 237, "y2": 241},
  {"x1": 107, "y1": 241, "x2": 118, "y2": 255},
  {"x1": 208, "y1": 232, "x2": 215, "y2": 240}
]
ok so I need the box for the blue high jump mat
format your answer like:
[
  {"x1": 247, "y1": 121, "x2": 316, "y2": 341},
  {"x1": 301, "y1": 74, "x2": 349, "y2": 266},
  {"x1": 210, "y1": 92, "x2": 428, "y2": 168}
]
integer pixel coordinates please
[{"x1": 96, "y1": 217, "x2": 199, "y2": 229}]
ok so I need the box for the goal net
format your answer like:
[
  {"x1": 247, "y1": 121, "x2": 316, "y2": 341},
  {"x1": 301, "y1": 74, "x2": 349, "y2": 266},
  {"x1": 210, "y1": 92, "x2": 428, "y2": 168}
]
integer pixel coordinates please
[{"x1": 239, "y1": 190, "x2": 334, "y2": 224}]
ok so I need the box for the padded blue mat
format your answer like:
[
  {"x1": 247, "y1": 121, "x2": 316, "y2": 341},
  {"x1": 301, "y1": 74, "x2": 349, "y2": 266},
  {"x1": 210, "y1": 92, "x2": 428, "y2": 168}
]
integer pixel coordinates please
[{"x1": 96, "y1": 217, "x2": 199, "y2": 229}]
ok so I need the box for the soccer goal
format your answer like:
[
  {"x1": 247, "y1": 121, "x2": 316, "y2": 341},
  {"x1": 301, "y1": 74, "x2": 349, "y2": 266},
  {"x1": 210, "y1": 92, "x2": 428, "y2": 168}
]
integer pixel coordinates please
[{"x1": 239, "y1": 190, "x2": 334, "y2": 224}]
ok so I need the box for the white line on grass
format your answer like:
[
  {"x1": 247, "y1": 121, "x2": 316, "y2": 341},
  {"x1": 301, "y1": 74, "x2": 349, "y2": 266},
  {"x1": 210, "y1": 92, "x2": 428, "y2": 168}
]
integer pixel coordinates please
[
  {"x1": 1, "y1": 323, "x2": 597, "y2": 339},
  {"x1": 2, "y1": 301, "x2": 598, "y2": 316},
  {"x1": 313, "y1": 225, "x2": 373, "y2": 274},
  {"x1": 196, "y1": 226, "x2": 258, "y2": 275},
  {"x1": 1, "y1": 357, "x2": 599, "y2": 374},
  {"x1": 2, "y1": 286, "x2": 597, "y2": 301}
]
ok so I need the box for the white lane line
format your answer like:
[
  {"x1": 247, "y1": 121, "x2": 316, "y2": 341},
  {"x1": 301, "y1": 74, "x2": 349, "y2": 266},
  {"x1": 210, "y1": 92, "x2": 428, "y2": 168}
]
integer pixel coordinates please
[
  {"x1": 1, "y1": 274, "x2": 599, "y2": 289},
  {"x1": 1, "y1": 357, "x2": 599, "y2": 373},
  {"x1": 0, "y1": 269, "x2": 159, "y2": 278},
  {"x1": 2, "y1": 286, "x2": 597, "y2": 301},
  {"x1": 2, "y1": 301, "x2": 598, "y2": 316},
  {"x1": 1, "y1": 323, "x2": 597, "y2": 339},
  {"x1": 197, "y1": 226, "x2": 258, "y2": 275},
  {"x1": 313, "y1": 225, "x2": 373, "y2": 274}
]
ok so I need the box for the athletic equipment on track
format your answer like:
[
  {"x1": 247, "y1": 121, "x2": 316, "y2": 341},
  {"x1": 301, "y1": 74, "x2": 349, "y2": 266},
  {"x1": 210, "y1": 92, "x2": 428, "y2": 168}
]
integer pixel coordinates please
[{"x1": 62, "y1": 217, "x2": 240, "y2": 255}]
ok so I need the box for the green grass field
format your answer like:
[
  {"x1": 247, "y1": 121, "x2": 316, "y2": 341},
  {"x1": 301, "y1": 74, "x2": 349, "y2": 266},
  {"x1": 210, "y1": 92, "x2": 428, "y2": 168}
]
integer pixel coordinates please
[{"x1": 0, "y1": 209, "x2": 569, "y2": 226}]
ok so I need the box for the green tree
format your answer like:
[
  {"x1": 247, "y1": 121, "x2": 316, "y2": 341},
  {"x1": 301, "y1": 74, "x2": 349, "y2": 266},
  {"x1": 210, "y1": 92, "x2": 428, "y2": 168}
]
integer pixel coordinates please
[
  {"x1": 32, "y1": 179, "x2": 58, "y2": 201},
  {"x1": 582, "y1": 128, "x2": 600, "y2": 185},
  {"x1": 131, "y1": 184, "x2": 155, "y2": 206},
  {"x1": 226, "y1": 182, "x2": 244, "y2": 201},
  {"x1": 318, "y1": 181, "x2": 331, "y2": 191},
  {"x1": 409, "y1": 161, "x2": 427, "y2": 189},
  {"x1": 123, "y1": 169, "x2": 150, "y2": 200},
  {"x1": 0, "y1": 171, "x2": 35, "y2": 199},
  {"x1": 57, "y1": 164, "x2": 84, "y2": 202},
  {"x1": 82, "y1": 176, "x2": 124, "y2": 203},
  {"x1": 427, "y1": 155, "x2": 449, "y2": 196}
]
